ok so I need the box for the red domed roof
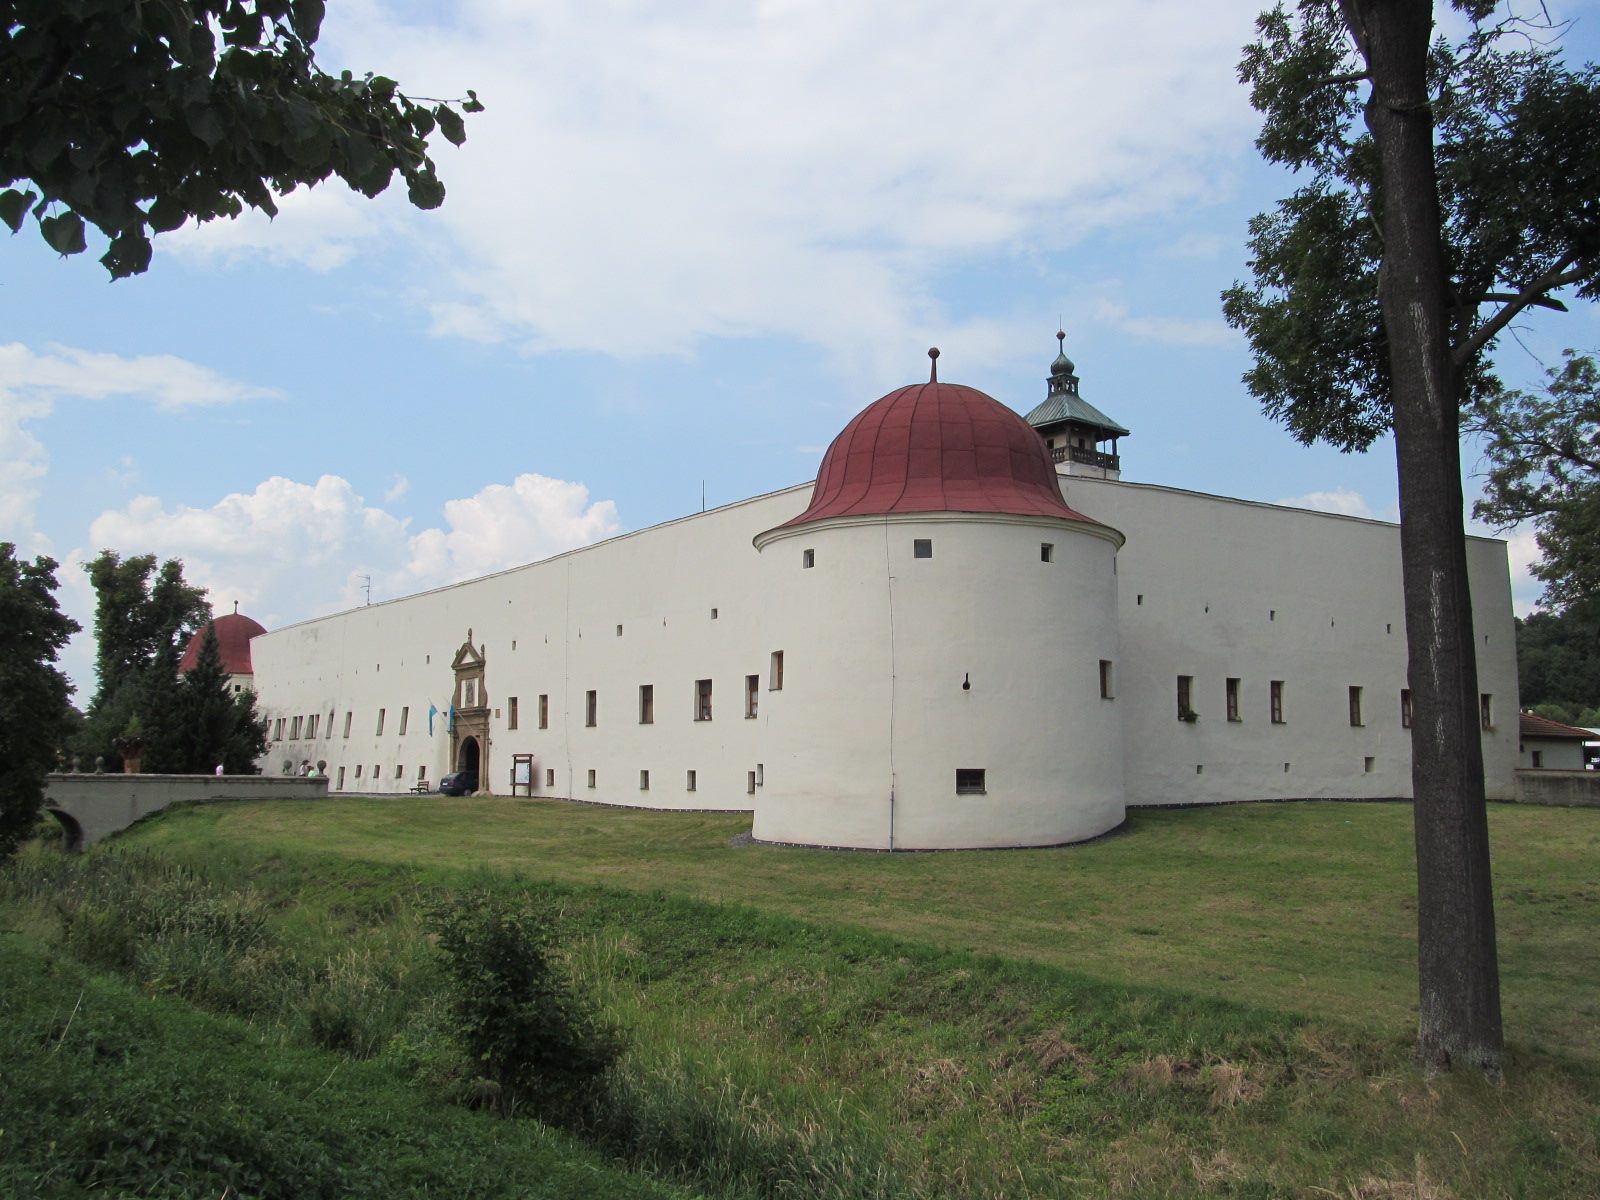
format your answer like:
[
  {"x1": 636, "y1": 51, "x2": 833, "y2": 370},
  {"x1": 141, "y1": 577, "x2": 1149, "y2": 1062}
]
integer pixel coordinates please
[
  {"x1": 785, "y1": 376, "x2": 1099, "y2": 527},
  {"x1": 179, "y1": 612, "x2": 266, "y2": 677}
]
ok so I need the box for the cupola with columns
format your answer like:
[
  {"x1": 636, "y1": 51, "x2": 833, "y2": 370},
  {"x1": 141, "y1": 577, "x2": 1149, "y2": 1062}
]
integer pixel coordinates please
[{"x1": 1022, "y1": 331, "x2": 1129, "y2": 479}]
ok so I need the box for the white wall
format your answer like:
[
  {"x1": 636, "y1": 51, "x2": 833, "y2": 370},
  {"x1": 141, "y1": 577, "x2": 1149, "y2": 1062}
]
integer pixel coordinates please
[
  {"x1": 752, "y1": 512, "x2": 1125, "y2": 849},
  {"x1": 254, "y1": 485, "x2": 812, "y2": 807},
  {"x1": 1057, "y1": 476, "x2": 1520, "y2": 804},
  {"x1": 1521, "y1": 738, "x2": 1586, "y2": 771}
]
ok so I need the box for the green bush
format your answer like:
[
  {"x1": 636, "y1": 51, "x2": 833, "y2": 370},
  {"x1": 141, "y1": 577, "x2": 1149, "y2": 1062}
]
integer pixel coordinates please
[{"x1": 427, "y1": 890, "x2": 622, "y2": 1121}]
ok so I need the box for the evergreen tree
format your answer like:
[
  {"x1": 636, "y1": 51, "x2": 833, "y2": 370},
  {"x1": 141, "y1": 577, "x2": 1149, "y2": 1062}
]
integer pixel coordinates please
[
  {"x1": 0, "y1": 544, "x2": 79, "y2": 858},
  {"x1": 178, "y1": 623, "x2": 237, "y2": 773}
]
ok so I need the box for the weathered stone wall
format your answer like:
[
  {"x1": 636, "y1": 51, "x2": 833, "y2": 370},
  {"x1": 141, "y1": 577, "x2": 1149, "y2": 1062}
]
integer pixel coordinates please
[
  {"x1": 43, "y1": 774, "x2": 329, "y2": 849},
  {"x1": 1512, "y1": 769, "x2": 1600, "y2": 808}
]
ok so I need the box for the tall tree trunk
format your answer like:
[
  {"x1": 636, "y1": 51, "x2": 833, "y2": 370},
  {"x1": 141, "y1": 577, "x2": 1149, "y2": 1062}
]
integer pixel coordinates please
[{"x1": 1340, "y1": 0, "x2": 1503, "y2": 1075}]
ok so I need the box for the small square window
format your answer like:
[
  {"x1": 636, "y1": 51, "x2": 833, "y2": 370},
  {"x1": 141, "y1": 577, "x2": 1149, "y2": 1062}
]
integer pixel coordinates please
[
  {"x1": 355, "y1": 764, "x2": 363, "y2": 779},
  {"x1": 587, "y1": 769, "x2": 596, "y2": 788},
  {"x1": 955, "y1": 768, "x2": 986, "y2": 794},
  {"x1": 616, "y1": 624, "x2": 623, "y2": 637},
  {"x1": 686, "y1": 769, "x2": 697, "y2": 792},
  {"x1": 545, "y1": 768, "x2": 554, "y2": 787},
  {"x1": 395, "y1": 764, "x2": 404, "y2": 779},
  {"x1": 1532, "y1": 750, "x2": 1544, "y2": 768},
  {"x1": 418, "y1": 765, "x2": 427, "y2": 778},
  {"x1": 710, "y1": 607, "x2": 718, "y2": 620},
  {"x1": 802, "y1": 548, "x2": 815, "y2": 568},
  {"x1": 1364, "y1": 756, "x2": 1375, "y2": 774},
  {"x1": 1041, "y1": 543, "x2": 1054, "y2": 563},
  {"x1": 640, "y1": 770, "x2": 650, "y2": 791},
  {"x1": 913, "y1": 538, "x2": 933, "y2": 559}
]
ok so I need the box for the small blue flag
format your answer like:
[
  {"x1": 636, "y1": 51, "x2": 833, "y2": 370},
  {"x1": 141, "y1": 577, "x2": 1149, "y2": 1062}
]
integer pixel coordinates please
[{"x1": 428, "y1": 702, "x2": 439, "y2": 736}]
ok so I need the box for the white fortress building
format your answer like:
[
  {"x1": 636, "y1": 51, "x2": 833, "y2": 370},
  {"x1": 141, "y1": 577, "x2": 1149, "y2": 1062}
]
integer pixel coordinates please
[{"x1": 250, "y1": 340, "x2": 1520, "y2": 849}]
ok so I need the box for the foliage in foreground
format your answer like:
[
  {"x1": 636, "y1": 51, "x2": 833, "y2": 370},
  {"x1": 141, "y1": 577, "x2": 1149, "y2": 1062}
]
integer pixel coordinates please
[{"x1": 2, "y1": 0, "x2": 481, "y2": 278}]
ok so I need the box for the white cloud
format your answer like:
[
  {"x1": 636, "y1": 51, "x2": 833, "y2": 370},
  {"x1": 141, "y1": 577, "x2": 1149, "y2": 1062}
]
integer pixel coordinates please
[
  {"x1": 1091, "y1": 299, "x2": 1241, "y2": 348},
  {"x1": 277, "y1": 0, "x2": 1266, "y2": 372},
  {"x1": 0, "y1": 342, "x2": 276, "y2": 546},
  {"x1": 161, "y1": 183, "x2": 400, "y2": 272},
  {"x1": 1277, "y1": 488, "x2": 1380, "y2": 519},
  {"x1": 384, "y1": 473, "x2": 411, "y2": 503},
  {"x1": 83, "y1": 471, "x2": 621, "y2": 639}
]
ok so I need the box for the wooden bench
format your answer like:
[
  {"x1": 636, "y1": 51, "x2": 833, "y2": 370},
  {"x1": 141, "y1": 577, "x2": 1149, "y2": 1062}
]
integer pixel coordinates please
[{"x1": 409, "y1": 782, "x2": 431, "y2": 795}]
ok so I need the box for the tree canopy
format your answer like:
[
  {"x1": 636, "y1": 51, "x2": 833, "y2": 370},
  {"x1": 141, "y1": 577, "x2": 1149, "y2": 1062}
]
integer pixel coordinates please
[
  {"x1": 1, "y1": 0, "x2": 481, "y2": 277},
  {"x1": 0, "y1": 544, "x2": 79, "y2": 859},
  {"x1": 1226, "y1": 0, "x2": 1599, "y2": 1076},
  {"x1": 1473, "y1": 351, "x2": 1600, "y2": 616},
  {"x1": 1224, "y1": 2, "x2": 1600, "y2": 447},
  {"x1": 1515, "y1": 607, "x2": 1600, "y2": 723}
]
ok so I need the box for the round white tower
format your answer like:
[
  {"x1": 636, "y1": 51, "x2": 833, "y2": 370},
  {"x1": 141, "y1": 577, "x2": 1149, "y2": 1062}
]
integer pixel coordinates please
[{"x1": 752, "y1": 352, "x2": 1126, "y2": 849}]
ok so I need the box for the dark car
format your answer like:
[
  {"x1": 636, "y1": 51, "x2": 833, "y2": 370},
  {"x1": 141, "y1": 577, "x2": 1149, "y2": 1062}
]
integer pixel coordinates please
[{"x1": 437, "y1": 770, "x2": 478, "y2": 796}]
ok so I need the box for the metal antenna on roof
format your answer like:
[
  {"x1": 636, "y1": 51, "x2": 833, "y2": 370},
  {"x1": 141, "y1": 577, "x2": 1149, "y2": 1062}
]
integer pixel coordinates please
[
  {"x1": 361, "y1": 574, "x2": 371, "y2": 606},
  {"x1": 928, "y1": 346, "x2": 939, "y2": 382},
  {"x1": 233, "y1": 600, "x2": 238, "y2": 615},
  {"x1": 702, "y1": 480, "x2": 706, "y2": 513}
]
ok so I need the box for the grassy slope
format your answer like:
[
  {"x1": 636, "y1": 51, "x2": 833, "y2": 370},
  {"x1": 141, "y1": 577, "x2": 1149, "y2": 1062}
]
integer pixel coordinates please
[
  {"x1": 125, "y1": 796, "x2": 1600, "y2": 1067},
  {"x1": 0, "y1": 936, "x2": 692, "y2": 1200}
]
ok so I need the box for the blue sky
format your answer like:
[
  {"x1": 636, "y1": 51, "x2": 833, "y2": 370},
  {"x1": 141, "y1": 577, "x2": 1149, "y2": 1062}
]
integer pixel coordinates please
[{"x1": 4, "y1": 0, "x2": 1598, "y2": 699}]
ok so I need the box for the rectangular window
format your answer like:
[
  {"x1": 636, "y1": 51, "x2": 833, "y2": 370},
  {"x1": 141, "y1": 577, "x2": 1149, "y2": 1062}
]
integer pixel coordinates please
[
  {"x1": 1480, "y1": 693, "x2": 1493, "y2": 731},
  {"x1": 1364, "y1": 756, "x2": 1375, "y2": 774},
  {"x1": 291, "y1": 716, "x2": 303, "y2": 739},
  {"x1": 336, "y1": 766, "x2": 345, "y2": 790},
  {"x1": 327, "y1": 710, "x2": 335, "y2": 737},
  {"x1": 745, "y1": 674, "x2": 759, "y2": 718},
  {"x1": 418, "y1": 765, "x2": 427, "y2": 778},
  {"x1": 756, "y1": 763, "x2": 764, "y2": 786},
  {"x1": 585, "y1": 690, "x2": 597, "y2": 727},
  {"x1": 1270, "y1": 680, "x2": 1285, "y2": 724},
  {"x1": 686, "y1": 769, "x2": 697, "y2": 792},
  {"x1": 507, "y1": 697, "x2": 519, "y2": 730},
  {"x1": 1041, "y1": 543, "x2": 1054, "y2": 563},
  {"x1": 587, "y1": 769, "x2": 596, "y2": 788},
  {"x1": 640, "y1": 770, "x2": 650, "y2": 791},
  {"x1": 1226, "y1": 677, "x2": 1240, "y2": 722},
  {"x1": 747, "y1": 770, "x2": 757, "y2": 795},
  {"x1": 695, "y1": 678, "x2": 713, "y2": 721},
  {"x1": 273, "y1": 718, "x2": 284, "y2": 740},
  {"x1": 1099, "y1": 660, "x2": 1114, "y2": 700},
  {"x1": 395, "y1": 765, "x2": 404, "y2": 779},
  {"x1": 639, "y1": 684, "x2": 654, "y2": 724},
  {"x1": 770, "y1": 650, "x2": 784, "y2": 691},
  {"x1": 375, "y1": 708, "x2": 386, "y2": 736},
  {"x1": 355, "y1": 764, "x2": 363, "y2": 779},
  {"x1": 399, "y1": 706, "x2": 409, "y2": 735},
  {"x1": 538, "y1": 694, "x2": 549, "y2": 729},
  {"x1": 545, "y1": 768, "x2": 554, "y2": 787},
  {"x1": 802, "y1": 548, "x2": 815, "y2": 568},
  {"x1": 1401, "y1": 688, "x2": 1413, "y2": 728},
  {"x1": 1176, "y1": 676, "x2": 1194, "y2": 721},
  {"x1": 955, "y1": 768, "x2": 987, "y2": 794},
  {"x1": 913, "y1": 538, "x2": 933, "y2": 559},
  {"x1": 1532, "y1": 750, "x2": 1544, "y2": 768},
  {"x1": 306, "y1": 714, "x2": 319, "y2": 739},
  {"x1": 343, "y1": 711, "x2": 352, "y2": 738},
  {"x1": 1349, "y1": 686, "x2": 1364, "y2": 727}
]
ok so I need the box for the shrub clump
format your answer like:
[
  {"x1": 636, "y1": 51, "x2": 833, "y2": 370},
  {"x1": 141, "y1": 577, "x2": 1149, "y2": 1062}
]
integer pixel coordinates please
[{"x1": 427, "y1": 890, "x2": 621, "y2": 1122}]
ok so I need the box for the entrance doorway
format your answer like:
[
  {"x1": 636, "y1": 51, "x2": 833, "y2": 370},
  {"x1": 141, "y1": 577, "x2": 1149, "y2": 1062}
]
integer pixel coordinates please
[{"x1": 458, "y1": 736, "x2": 481, "y2": 780}]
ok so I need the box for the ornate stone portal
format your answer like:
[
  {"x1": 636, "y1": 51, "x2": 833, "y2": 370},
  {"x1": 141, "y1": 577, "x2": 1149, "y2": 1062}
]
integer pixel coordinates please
[{"x1": 450, "y1": 630, "x2": 490, "y2": 794}]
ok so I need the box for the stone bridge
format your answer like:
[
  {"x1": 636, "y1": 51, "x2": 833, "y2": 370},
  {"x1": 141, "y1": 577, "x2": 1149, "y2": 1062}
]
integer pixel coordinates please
[{"x1": 43, "y1": 773, "x2": 330, "y2": 851}]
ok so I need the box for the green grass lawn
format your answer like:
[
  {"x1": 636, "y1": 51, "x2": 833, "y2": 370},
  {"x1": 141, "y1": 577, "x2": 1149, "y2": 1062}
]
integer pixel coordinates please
[
  {"x1": 11, "y1": 796, "x2": 1595, "y2": 1197},
  {"x1": 126, "y1": 796, "x2": 1600, "y2": 1068}
]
